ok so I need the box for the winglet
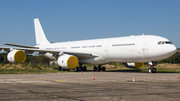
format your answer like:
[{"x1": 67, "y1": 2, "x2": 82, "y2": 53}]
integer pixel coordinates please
[{"x1": 34, "y1": 18, "x2": 50, "y2": 45}]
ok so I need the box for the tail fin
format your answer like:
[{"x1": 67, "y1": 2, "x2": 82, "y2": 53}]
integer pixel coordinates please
[{"x1": 34, "y1": 18, "x2": 50, "y2": 45}]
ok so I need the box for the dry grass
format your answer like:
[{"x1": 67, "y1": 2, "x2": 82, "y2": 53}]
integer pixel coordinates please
[
  {"x1": 155, "y1": 63, "x2": 180, "y2": 69},
  {"x1": 0, "y1": 63, "x2": 180, "y2": 73},
  {"x1": 0, "y1": 63, "x2": 59, "y2": 74}
]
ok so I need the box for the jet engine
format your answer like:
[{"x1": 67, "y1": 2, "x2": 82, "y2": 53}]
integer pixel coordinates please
[
  {"x1": 7, "y1": 50, "x2": 26, "y2": 63},
  {"x1": 58, "y1": 54, "x2": 79, "y2": 69},
  {"x1": 123, "y1": 62, "x2": 144, "y2": 69}
]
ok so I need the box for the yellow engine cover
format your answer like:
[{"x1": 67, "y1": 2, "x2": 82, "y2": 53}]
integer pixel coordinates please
[
  {"x1": 134, "y1": 63, "x2": 144, "y2": 69},
  {"x1": 7, "y1": 50, "x2": 26, "y2": 63},
  {"x1": 14, "y1": 50, "x2": 26, "y2": 63},
  {"x1": 67, "y1": 56, "x2": 79, "y2": 69},
  {"x1": 58, "y1": 55, "x2": 79, "y2": 69}
]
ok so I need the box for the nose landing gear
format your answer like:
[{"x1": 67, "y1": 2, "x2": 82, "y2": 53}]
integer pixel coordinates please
[
  {"x1": 148, "y1": 66, "x2": 156, "y2": 73},
  {"x1": 148, "y1": 62, "x2": 158, "y2": 73}
]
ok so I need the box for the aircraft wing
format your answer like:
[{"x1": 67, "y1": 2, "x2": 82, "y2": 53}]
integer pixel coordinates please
[
  {"x1": 0, "y1": 47, "x2": 98, "y2": 59},
  {"x1": 64, "y1": 51, "x2": 99, "y2": 59},
  {"x1": 5, "y1": 43, "x2": 39, "y2": 49},
  {"x1": 0, "y1": 47, "x2": 13, "y2": 51}
]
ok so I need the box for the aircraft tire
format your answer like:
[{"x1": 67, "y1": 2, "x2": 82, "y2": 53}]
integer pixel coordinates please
[
  {"x1": 79, "y1": 67, "x2": 82, "y2": 72},
  {"x1": 152, "y1": 68, "x2": 156, "y2": 73},
  {"x1": 93, "y1": 66, "x2": 97, "y2": 71},
  {"x1": 149, "y1": 67, "x2": 156, "y2": 73},
  {"x1": 97, "y1": 66, "x2": 101, "y2": 71},
  {"x1": 75, "y1": 67, "x2": 79, "y2": 72},
  {"x1": 148, "y1": 68, "x2": 152, "y2": 73},
  {"x1": 83, "y1": 66, "x2": 87, "y2": 71},
  {"x1": 58, "y1": 66, "x2": 61, "y2": 71},
  {"x1": 102, "y1": 67, "x2": 106, "y2": 71}
]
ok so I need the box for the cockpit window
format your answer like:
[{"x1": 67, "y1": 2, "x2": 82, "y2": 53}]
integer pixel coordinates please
[
  {"x1": 158, "y1": 41, "x2": 162, "y2": 44},
  {"x1": 158, "y1": 41, "x2": 173, "y2": 45},
  {"x1": 165, "y1": 41, "x2": 173, "y2": 44}
]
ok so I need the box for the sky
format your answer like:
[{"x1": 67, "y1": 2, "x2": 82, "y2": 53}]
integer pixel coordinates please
[{"x1": 0, "y1": 0, "x2": 180, "y2": 48}]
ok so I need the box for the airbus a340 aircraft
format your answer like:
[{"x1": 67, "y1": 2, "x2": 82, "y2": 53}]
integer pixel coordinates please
[{"x1": 0, "y1": 18, "x2": 178, "y2": 73}]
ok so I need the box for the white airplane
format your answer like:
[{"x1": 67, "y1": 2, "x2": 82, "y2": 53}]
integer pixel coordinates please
[{"x1": 0, "y1": 18, "x2": 178, "y2": 73}]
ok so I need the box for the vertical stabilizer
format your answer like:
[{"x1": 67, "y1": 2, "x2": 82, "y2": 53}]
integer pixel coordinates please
[{"x1": 34, "y1": 18, "x2": 50, "y2": 45}]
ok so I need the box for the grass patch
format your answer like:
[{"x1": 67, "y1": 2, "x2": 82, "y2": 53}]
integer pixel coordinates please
[
  {"x1": 138, "y1": 80, "x2": 146, "y2": 82},
  {"x1": 84, "y1": 63, "x2": 180, "y2": 73},
  {"x1": 0, "y1": 63, "x2": 71, "y2": 74},
  {"x1": 0, "y1": 69, "x2": 59, "y2": 74},
  {"x1": 126, "y1": 80, "x2": 133, "y2": 82},
  {"x1": 0, "y1": 63, "x2": 180, "y2": 74}
]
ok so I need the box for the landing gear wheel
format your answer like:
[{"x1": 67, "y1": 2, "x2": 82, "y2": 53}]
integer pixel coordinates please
[
  {"x1": 148, "y1": 68, "x2": 152, "y2": 73},
  {"x1": 75, "y1": 67, "x2": 79, "y2": 72},
  {"x1": 97, "y1": 66, "x2": 102, "y2": 71},
  {"x1": 148, "y1": 67, "x2": 156, "y2": 73},
  {"x1": 83, "y1": 66, "x2": 87, "y2": 71},
  {"x1": 58, "y1": 66, "x2": 61, "y2": 71},
  {"x1": 79, "y1": 67, "x2": 82, "y2": 72},
  {"x1": 102, "y1": 67, "x2": 106, "y2": 71},
  {"x1": 93, "y1": 66, "x2": 97, "y2": 71},
  {"x1": 61, "y1": 68, "x2": 64, "y2": 71},
  {"x1": 152, "y1": 68, "x2": 156, "y2": 73}
]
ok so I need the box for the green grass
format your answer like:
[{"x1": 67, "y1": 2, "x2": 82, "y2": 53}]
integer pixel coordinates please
[
  {"x1": 138, "y1": 65, "x2": 180, "y2": 73},
  {"x1": 0, "y1": 69, "x2": 59, "y2": 74},
  {"x1": 0, "y1": 63, "x2": 72, "y2": 74},
  {"x1": 85, "y1": 63, "x2": 180, "y2": 73},
  {"x1": 0, "y1": 63, "x2": 180, "y2": 74}
]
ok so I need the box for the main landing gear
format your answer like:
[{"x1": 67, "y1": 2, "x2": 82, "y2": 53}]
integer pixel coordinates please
[
  {"x1": 75, "y1": 64, "x2": 87, "y2": 72},
  {"x1": 74, "y1": 64, "x2": 106, "y2": 72},
  {"x1": 93, "y1": 65, "x2": 106, "y2": 71}
]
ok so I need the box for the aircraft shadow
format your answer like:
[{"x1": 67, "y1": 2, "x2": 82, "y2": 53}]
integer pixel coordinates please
[
  {"x1": 82, "y1": 70, "x2": 145, "y2": 73},
  {"x1": 54, "y1": 68, "x2": 180, "y2": 73},
  {"x1": 80, "y1": 70, "x2": 180, "y2": 73}
]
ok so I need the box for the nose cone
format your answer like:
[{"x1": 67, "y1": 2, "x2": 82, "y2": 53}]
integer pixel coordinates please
[{"x1": 163, "y1": 45, "x2": 177, "y2": 58}]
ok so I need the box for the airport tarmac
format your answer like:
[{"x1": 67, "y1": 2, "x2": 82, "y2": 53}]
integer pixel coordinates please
[{"x1": 0, "y1": 72, "x2": 180, "y2": 101}]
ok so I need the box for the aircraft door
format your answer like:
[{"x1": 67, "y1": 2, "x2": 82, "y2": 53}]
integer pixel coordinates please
[
  {"x1": 104, "y1": 44, "x2": 111, "y2": 59},
  {"x1": 142, "y1": 38, "x2": 150, "y2": 59}
]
